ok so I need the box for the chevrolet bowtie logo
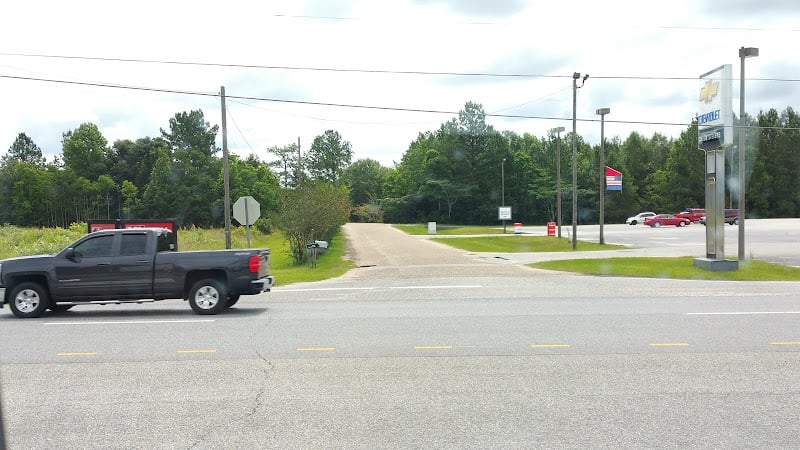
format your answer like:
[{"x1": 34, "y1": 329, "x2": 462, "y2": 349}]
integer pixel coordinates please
[{"x1": 699, "y1": 80, "x2": 719, "y2": 103}]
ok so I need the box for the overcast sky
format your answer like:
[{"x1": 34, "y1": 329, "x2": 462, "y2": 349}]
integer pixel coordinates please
[{"x1": 1, "y1": 0, "x2": 798, "y2": 167}]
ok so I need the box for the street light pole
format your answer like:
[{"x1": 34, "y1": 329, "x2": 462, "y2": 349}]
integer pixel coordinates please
[
  {"x1": 501, "y1": 158, "x2": 506, "y2": 234},
  {"x1": 551, "y1": 127, "x2": 565, "y2": 238},
  {"x1": 738, "y1": 46, "x2": 758, "y2": 261},
  {"x1": 571, "y1": 72, "x2": 588, "y2": 250},
  {"x1": 596, "y1": 108, "x2": 610, "y2": 245}
]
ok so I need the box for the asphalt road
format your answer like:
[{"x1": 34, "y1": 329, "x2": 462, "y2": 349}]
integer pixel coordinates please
[{"x1": 1, "y1": 221, "x2": 799, "y2": 449}]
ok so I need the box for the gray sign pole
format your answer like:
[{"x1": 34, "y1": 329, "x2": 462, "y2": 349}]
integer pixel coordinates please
[
  {"x1": 695, "y1": 64, "x2": 737, "y2": 271},
  {"x1": 245, "y1": 199, "x2": 251, "y2": 249}
]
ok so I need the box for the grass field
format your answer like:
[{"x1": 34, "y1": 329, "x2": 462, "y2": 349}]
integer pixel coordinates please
[
  {"x1": 3, "y1": 223, "x2": 799, "y2": 283},
  {"x1": 393, "y1": 223, "x2": 800, "y2": 281},
  {"x1": 0, "y1": 224, "x2": 352, "y2": 286}
]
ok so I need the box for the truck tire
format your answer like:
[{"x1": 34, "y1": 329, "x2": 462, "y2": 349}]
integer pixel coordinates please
[
  {"x1": 225, "y1": 294, "x2": 240, "y2": 308},
  {"x1": 9, "y1": 282, "x2": 50, "y2": 318},
  {"x1": 188, "y1": 279, "x2": 227, "y2": 315}
]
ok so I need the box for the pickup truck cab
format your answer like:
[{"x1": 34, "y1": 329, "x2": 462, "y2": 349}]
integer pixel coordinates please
[{"x1": 0, "y1": 228, "x2": 274, "y2": 318}]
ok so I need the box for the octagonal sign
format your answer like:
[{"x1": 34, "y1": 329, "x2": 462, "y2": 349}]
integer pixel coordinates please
[{"x1": 232, "y1": 196, "x2": 260, "y2": 226}]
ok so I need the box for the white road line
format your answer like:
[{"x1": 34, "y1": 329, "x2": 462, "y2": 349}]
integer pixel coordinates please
[
  {"x1": 687, "y1": 311, "x2": 800, "y2": 316},
  {"x1": 44, "y1": 319, "x2": 215, "y2": 325},
  {"x1": 389, "y1": 285, "x2": 482, "y2": 289},
  {"x1": 277, "y1": 287, "x2": 376, "y2": 292},
  {"x1": 277, "y1": 285, "x2": 482, "y2": 292}
]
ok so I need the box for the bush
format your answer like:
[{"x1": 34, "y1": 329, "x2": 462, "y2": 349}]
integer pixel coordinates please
[
  {"x1": 350, "y1": 203, "x2": 383, "y2": 223},
  {"x1": 254, "y1": 217, "x2": 273, "y2": 234},
  {"x1": 271, "y1": 182, "x2": 351, "y2": 264}
]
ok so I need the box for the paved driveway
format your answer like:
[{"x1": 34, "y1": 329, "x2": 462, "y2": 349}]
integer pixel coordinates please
[
  {"x1": 342, "y1": 219, "x2": 800, "y2": 274},
  {"x1": 341, "y1": 223, "x2": 536, "y2": 280}
]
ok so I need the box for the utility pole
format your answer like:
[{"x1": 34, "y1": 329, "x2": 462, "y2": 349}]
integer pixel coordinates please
[
  {"x1": 738, "y1": 46, "x2": 758, "y2": 261},
  {"x1": 571, "y1": 72, "x2": 588, "y2": 250},
  {"x1": 221, "y1": 86, "x2": 231, "y2": 249},
  {"x1": 596, "y1": 108, "x2": 610, "y2": 245},
  {"x1": 551, "y1": 127, "x2": 565, "y2": 238},
  {"x1": 296, "y1": 136, "x2": 301, "y2": 187},
  {"x1": 501, "y1": 158, "x2": 506, "y2": 234}
]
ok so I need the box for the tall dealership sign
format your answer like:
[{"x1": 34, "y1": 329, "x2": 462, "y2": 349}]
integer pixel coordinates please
[{"x1": 694, "y1": 64, "x2": 737, "y2": 271}]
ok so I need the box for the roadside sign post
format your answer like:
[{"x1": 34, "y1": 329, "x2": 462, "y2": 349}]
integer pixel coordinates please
[
  {"x1": 498, "y1": 207, "x2": 512, "y2": 234},
  {"x1": 695, "y1": 64, "x2": 737, "y2": 271},
  {"x1": 233, "y1": 196, "x2": 261, "y2": 248}
]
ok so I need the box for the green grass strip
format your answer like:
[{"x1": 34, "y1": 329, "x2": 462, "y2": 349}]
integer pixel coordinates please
[{"x1": 531, "y1": 256, "x2": 800, "y2": 281}]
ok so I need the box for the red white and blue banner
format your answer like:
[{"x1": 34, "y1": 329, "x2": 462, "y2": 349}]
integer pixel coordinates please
[{"x1": 605, "y1": 166, "x2": 622, "y2": 191}]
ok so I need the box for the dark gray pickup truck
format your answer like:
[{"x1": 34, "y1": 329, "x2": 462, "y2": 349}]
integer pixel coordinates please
[{"x1": 0, "y1": 228, "x2": 274, "y2": 318}]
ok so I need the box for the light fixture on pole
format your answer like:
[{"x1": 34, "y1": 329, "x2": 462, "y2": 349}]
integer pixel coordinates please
[
  {"x1": 738, "y1": 46, "x2": 758, "y2": 261},
  {"x1": 551, "y1": 127, "x2": 565, "y2": 238},
  {"x1": 596, "y1": 108, "x2": 610, "y2": 245},
  {"x1": 572, "y1": 72, "x2": 588, "y2": 250}
]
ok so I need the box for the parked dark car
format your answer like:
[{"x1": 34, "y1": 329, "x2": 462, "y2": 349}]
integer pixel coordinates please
[{"x1": 699, "y1": 209, "x2": 740, "y2": 225}]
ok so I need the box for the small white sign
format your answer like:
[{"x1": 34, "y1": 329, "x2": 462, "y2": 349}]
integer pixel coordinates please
[
  {"x1": 427, "y1": 222, "x2": 437, "y2": 234},
  {"x1": 498, "y1": 206, "x2": 512, "y2": 220}
]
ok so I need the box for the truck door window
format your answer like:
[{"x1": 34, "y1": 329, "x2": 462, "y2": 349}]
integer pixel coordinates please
[
  {"x1": 74, "y1": 235, "x2": 114, "y2": 258},
  {"x1": 121, "y1": 234, "x2": 148, "y2": 256},
  {"x1": 157, "y1": 231, "x2": 177, "y2": 252}
]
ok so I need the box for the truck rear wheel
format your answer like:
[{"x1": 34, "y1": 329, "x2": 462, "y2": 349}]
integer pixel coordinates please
[
  {"x1": 225, "y1": 294, "x2": 240, "y2": 308},
  {"x1": 9, "y1": 282, "x2": 50, "y2": 318},
  {"x1": 188, "y1": 279, "x2": 227, "y2": 315}
]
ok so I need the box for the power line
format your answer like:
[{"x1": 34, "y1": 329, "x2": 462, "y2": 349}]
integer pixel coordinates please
[
  {"x1": 224, "y1": 104, "x2": 255, "y2": 154},
  {"x1": 2, "y1": 52, "x2": 797, "y2": 82},
  {"x1": 2, "y1": 73, "x2": 799, "y2": 131}
]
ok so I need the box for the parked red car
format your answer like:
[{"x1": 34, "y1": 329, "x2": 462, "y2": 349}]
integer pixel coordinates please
[{"x1": 643, "y1": 214, "x2": 691, "y2": 227}]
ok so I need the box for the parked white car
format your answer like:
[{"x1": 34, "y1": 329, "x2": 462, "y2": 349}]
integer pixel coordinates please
[{"x1": 626, "y1": 211, "x2": 656, "y2": 225}]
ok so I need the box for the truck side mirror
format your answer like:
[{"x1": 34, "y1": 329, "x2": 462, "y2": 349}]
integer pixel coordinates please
[{"x1": 65, "y1": 248, "x2": 76, "y2": 261}]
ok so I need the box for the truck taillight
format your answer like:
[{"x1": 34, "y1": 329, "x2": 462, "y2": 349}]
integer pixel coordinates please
[{"x1": 249, "y1": 256, "x2": 260, "y2": 273}]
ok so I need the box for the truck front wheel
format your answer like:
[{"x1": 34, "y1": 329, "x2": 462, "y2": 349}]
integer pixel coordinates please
[
  {"x1": 9, "y1": 282, "x2": 50, "y2": 318},
  {"x1": 188, "y1": 279, "x2": 227, "y2": 315}
]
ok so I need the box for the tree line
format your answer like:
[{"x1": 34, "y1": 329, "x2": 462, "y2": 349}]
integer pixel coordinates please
[
  {"x1": 1, "y1": 102, "x2": 798, "y2": 239},
  {"x1": 349, "y1": 102, "x2": 799, "y2": 225}
]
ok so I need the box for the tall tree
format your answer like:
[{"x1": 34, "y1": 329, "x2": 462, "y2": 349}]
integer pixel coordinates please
[
  {"x1": 4, "y1": 133, "x2": 45, "y2": 165},
  {"x1": 61, "y1": 123, "x2": 110, "y2": 181},
  {"x1": 307, "y1": 130, "x2": 352, "y2": 184},
  {"x1": 109, "y1": 137, "x2": 167, "y2": 192},
  {"x1": 749, "y1": 108, "x2": 800, "y2": 217},
  {"x1": 267, "y1": 143, "x2": 302, "y2": 188},
  {"x1": 341, "y1": 158, "x2": 389, "y2": 206},
  {"x1": 159, "y1": 110, "x2": 221, "y2": 226}
]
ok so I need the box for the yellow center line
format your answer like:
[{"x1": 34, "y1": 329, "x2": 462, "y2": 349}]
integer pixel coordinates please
[
  {"x1": 770, "y1": 342, "x2": 800, "y2": 346},
  {"x1": 177, "y1": 349, "x2": 217, "y2": 354},
  {"x1": 414, "y1": 345, "x2": 452, "y2": 350},
  {"x1": 649, "y1": 343, "x2": 690, "y2": 347},
  {"x1": 296, "y1": 347, "x2": 336, "y2": 352},
  {"x1": 57, "y1": 352, "x2": 97, "y2": 357},
  {"x1": 531, "y1": 344, "x2": 570, "y2": 348}
]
